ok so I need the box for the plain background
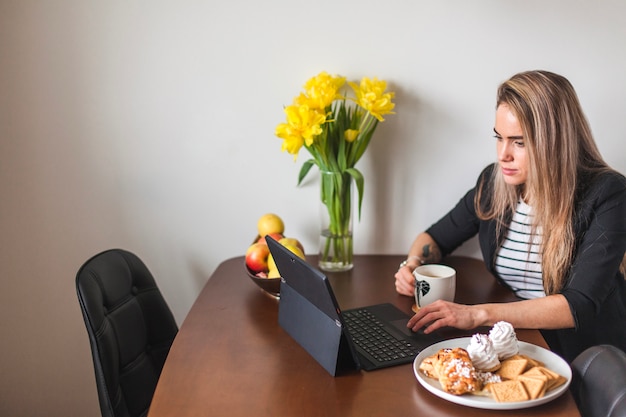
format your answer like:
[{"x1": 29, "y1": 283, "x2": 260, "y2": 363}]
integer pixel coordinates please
[{"x1": 1, "y1": 1, "x2": 625, "y2": 415}]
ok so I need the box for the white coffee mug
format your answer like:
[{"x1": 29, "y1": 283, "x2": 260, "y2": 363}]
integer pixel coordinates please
[{"x1": 413, "y1": 264, "x2": 456, "y2": 308}]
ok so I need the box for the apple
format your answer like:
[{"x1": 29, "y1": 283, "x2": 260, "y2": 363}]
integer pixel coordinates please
[
  {"x1": 278, "y1": 237, "x2": 304, "y2": 255},
  {"x1": 245, "y1": 242, "x2": 270, "y2": 273},
  {"x1": 256, "y1": 232, "x2": 284, "y2": 244}
]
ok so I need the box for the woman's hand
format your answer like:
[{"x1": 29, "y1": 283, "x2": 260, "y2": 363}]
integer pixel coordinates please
[
  {"x1": 407, "y1": 300, "x2": 485, "y2": 333},
  {"x1": 395, "y1": 232, "x2": 442, "y2": 297},
  {"x1": 394, "y1": 265, "x2": 415, "y2": 296}
]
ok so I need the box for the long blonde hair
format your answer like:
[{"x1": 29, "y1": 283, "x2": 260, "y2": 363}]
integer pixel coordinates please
[{"x1": 476, "y1": 70, "x2": 626, "y2": 294}]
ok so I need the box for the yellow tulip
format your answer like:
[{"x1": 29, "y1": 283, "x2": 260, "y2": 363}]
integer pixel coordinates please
[
  {"x1": 302, "y1": 72, "x2": 346, "y2": 110},
  {"x1": 344, "y1": 129, "x2": 359, "y2": 143},
  {"x1": 275, "y1": 104, "x2": 326, "y2": 158},
  {"x1": 349, "y1": 77, "x2": 396, "y2": 122}
]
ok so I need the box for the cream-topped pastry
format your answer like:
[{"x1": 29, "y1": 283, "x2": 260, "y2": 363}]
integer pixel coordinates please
[
  {"x1": 466, "y1": 333, "x2": 501, "y2": 372},
  {"x1": 489, "y1": 321, "x2": 519, "y2": 360}
]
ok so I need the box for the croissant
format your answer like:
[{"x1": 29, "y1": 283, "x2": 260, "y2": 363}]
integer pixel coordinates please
[
  {"x1": 418, "y1": 353, "x2": 439, "y2": 379},
  {"x1": 435, "y1": 348, "x2": 482, "y2": 395}
]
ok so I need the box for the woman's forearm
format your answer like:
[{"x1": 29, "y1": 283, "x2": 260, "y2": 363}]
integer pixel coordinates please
[
  {"x1": 407, "y1": 232, "x2": 442, "y2": 266},
  {"x1": 474, "y1": 294, "x2": 575, "y2": 329}
]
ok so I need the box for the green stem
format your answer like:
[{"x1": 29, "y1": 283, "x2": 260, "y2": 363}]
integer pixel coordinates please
[{"x1": 320, "y1": 170, "x2": 353, "y2": 269}]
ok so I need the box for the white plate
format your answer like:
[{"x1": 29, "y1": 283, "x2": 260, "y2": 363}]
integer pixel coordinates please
[{"x1": 413, "y1": 337, "x2": 572, "y2": 410}]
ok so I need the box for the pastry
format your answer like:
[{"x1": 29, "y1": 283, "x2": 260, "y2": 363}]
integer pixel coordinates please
[
  {"x1": 418, "y1": 353, "x2": 439, "y2": 379},
  {"x1": 434, "y1": 348, "x2": 482, "y2": 395}
]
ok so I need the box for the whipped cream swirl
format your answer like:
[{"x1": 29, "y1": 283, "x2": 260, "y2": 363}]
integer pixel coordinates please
[
  {"x1": 489, "y1": 321, "x2": 519, "y2": 360},
  {"x1": 466, "y1": 333, "x2": 500, "y2": 372}
]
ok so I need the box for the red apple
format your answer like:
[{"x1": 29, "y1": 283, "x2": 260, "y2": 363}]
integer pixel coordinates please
[
  {"x1": 245, "y1": 242, "x2": 270, "y2": 273},
  {"x1": 256, "y1": 233, "x2": 284, "y2": 244}
]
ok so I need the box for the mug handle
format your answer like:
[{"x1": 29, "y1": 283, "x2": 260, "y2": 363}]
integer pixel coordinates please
[{"x1": 414, "y1": 278, "x2": 431, "y2": 308}]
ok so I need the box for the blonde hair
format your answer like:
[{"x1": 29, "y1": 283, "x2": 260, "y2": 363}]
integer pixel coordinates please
[{"x1": 476, "y1": 70, "x2": 626, "y2": 294}]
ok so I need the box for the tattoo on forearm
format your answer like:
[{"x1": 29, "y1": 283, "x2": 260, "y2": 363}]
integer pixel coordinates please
[{"x1": 421, "y1": 244, "x2": 439, "y2": 263}]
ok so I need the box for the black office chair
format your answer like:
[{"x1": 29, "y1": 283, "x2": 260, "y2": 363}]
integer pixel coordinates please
[
  {"x1": 570, "y1": 344, "x2": 626, "y2": 417},
  {"x1": 76, "y1": 249, "x2": 178, "y2": 417}
]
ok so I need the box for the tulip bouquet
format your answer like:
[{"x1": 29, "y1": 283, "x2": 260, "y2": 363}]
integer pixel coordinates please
[{"x1": 275, "y1": 71, "x2": 395, "y2": 271}]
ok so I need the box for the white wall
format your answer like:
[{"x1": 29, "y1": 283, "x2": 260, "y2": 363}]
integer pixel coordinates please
[{"x1": 1, "y1": 1, "x2": 625, "y2": 415}]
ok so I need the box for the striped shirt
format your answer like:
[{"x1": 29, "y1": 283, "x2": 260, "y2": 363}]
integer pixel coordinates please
[{"x1": 494, "y1": 200, "x2": 546, "y2": 299}]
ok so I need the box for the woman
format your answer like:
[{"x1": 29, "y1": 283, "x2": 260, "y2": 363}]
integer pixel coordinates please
[{"x1": 395, "y1": 70, "x2": 626, "y2": 362}]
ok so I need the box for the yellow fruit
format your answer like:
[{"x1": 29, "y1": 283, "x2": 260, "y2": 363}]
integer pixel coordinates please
[
  {"x1": 267, "y1": 242, "x2": 305, "y2": 275},
  {"x1": 257, "y1": 213, "x2": 285, "y2": 237},
  {"x1": 278, "y1": 237, "x2": 305, "y2": 255},
  {"x1": 283, "y1": 244, "x2": 305, "y2": 260},
  {"x1": 267, "y1": 267, "x2": 280, "y2": 278},
  {"x1": 267, "y1": 253, "x2": 276, "y2": 272}
]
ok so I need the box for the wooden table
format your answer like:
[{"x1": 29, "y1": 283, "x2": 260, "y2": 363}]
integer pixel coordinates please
[{"x1": 148, "y1": 255, "x2": 580, "y2": 417}]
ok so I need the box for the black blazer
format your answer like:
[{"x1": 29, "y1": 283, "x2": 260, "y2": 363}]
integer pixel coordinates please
[{"x1": 426, "y1": 164, "x2": 626, "y2": 362}]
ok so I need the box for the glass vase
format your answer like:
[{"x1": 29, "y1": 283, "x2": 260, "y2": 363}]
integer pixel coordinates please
[{"x1": 318, "y1": 170, "x2": 354, "y2": 272}]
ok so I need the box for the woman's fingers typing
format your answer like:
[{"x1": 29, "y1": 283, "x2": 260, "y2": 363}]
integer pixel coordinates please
[{"x1": 407, "y1": 300, "x2": 479, "y2": 333}]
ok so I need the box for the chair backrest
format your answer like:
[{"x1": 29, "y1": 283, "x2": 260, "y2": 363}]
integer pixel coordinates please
[
  {"x1": 571, "y1": 344, "x2": 626, "y2": 417},
  {"x1": 76, "y1": 249, "x2": 178, "y2": 417}
]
